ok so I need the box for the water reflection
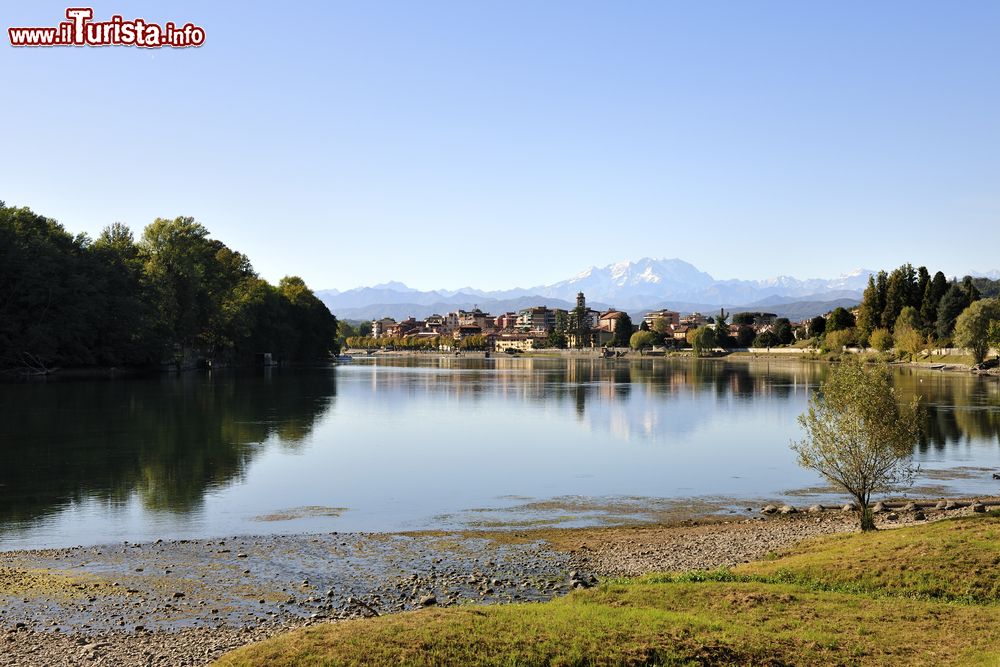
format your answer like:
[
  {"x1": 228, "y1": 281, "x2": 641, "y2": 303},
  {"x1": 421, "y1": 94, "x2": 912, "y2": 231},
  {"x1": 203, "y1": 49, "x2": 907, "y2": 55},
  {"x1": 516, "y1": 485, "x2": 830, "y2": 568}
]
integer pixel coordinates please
[
  {"x1": 0, "y1": 369, "x2": 336, "y2": 527},
  {"x1": 0, "y1": 358, "x2": 997, "y2": 547}
]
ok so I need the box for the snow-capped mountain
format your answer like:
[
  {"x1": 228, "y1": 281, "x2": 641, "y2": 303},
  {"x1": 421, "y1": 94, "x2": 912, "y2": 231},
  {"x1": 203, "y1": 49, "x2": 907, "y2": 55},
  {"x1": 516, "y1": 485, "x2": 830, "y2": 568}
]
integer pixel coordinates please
[
  {"x1": 517, "y1": 258, "x2": 873, "y2": 308},
  {"x1": 317, "y1": 257, "x2": 880, "y2": 320}
]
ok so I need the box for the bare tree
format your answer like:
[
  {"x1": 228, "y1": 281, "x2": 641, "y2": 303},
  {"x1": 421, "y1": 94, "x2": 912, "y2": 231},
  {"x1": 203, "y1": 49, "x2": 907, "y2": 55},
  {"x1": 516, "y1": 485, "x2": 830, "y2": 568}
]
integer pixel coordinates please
[{"x1": 792, "y1": 360, "x2": 920, "y2": 531}]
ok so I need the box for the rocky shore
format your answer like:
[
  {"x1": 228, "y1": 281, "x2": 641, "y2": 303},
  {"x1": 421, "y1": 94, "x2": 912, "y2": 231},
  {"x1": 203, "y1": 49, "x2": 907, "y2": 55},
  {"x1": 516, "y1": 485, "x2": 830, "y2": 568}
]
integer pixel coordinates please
[{"x1": 2, "y1": 501, "x2": 994, "y2": 666}]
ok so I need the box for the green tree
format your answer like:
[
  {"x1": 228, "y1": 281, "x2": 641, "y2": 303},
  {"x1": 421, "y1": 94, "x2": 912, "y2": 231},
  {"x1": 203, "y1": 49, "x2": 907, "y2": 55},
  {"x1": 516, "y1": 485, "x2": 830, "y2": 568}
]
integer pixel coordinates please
[
  {"x1": 893, "y1": 323, "x2": 925, "y2": 358},
  {"x1": 869, "y1": 328, "x2": 892, "y2": 352},
  {"x1": 629, "y1": 330, "x2": 657, "y2": 351},
  {"x1": 920, "y1": 271, "x2": 949, "y2": 334},
  {"x1": 988, "y1": 321, "x2": 1000, "y2": 360},
  {"x1": 881, "y1": 265, "x2": 916, "y2": 330},
  {"x1": 612, "y1": 312, "x2": 633, "y2": 347},
  {"x1": 753, "y1": 331, "x2": 778, "y2": 348},
  {"x1": 547, "y1": 330, "x2": 567, "y2": 349},
  {"x1": 894, "y1": 305, "x2": 920, "y2": 332},
  {"x1": 773, "y1": 318, "x2": 794, "y2": 345},
  {"x1": 827, "y1": 307, "x2": 856, "y2": 332},
  {"x1": 735, "y1": 325, "x2": 755, "y2": 347},
  {"x1": 689, "y1": 326, "x2": 716, "y2": 357},
  {"x1": 936, "y1": 283, "x2": 970, "y2": 339},
  {"x1": 0, "y1": 204, "x2": 101, "y2": 370},
  {"x1": 856, "y1": 272, "x2": 887, "y2": 340},
  {"x1": 715, "y1": 308, "x2": 731, "y2": 347},
  {"x1": 792, "y1": 360, "x2": 920, "y2": 531},
  {"x1": 809, "y1": 315, "x2": 827, "y2": 337},
  {"x1": 953, "y1": 299, "x2": 1000, "y2": 364}
]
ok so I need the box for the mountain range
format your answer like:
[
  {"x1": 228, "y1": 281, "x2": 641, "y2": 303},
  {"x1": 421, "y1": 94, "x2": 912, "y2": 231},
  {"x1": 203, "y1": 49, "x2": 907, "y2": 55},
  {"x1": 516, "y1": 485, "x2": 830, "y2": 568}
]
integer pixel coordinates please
[{"x1": 317, "y1": 258, "x2": 878, "y2": 322}]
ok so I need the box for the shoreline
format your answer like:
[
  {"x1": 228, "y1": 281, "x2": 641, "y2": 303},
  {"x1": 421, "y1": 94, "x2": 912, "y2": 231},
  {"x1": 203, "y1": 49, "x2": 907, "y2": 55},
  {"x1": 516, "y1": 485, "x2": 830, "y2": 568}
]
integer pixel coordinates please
[{"x1": 2, "y1": 499, "x2": 995, "y2": 666}]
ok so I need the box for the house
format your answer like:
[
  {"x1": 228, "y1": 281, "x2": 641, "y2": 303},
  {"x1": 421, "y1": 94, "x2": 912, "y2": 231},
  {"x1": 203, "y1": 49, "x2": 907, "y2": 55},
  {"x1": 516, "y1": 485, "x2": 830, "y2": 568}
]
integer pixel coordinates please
[
  {"x1": 387, "y1": 317, "x2": 421, "y2": 337},
  {"x1": 643, "y1": 309, "x2": 680, "y2": 329},
  {"x1": 424, "y1": 314, "x2": 447, "y2": 333},
  {"x1": 494, "y1": 333, "x2": 542, "y2": 353},
  {"x1": 371, "y1": 317, "x2": 396, "y2": 338},
  {"x1": 680, "y1": 312, "x2": 710, "y2": 327},
  {"x1": 494, "y1": 312, "x2": 518, "y2": 330},
  {"x1": 452, "y1": 325, "x2": 483, "y2": 341},
  {"x1": 672, "y1": 325, "x2": 691, "y2": 341},
  {"x1": 598, "y1": 309, "x2": 631, "y2": 334},
  {"x1": 516, "y1": 306, "x2": 558, "y2": 333},
  {"x1": 458, "y1": 308, "x2": 493, "y2": 330}
]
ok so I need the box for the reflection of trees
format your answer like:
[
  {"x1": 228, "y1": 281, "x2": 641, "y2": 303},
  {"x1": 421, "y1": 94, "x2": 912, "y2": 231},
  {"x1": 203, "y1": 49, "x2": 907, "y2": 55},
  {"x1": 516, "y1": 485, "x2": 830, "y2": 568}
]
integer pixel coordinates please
[
  {"x1": 0, "y1": 369, "x2": 335, "y2": 526},
  {"x1": 889, "y1": 369, "x2": 1000, "y2": 452},
  {"x1": 359, "y1": 357, "x2": 1000, "y2": 450}
]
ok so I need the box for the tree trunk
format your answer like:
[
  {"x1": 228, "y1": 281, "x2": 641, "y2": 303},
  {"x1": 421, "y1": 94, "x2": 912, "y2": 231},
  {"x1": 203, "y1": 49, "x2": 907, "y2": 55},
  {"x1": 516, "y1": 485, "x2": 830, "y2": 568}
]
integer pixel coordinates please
[{"x1": 859, "y1": 504, "x2": 877, "y2": 531}]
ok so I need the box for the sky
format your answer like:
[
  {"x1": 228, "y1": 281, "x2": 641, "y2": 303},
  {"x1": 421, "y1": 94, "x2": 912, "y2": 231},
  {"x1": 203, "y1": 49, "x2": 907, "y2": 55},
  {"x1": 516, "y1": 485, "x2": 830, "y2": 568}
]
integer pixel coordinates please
[{"x1": 2, "y1": 1, "x2": 998, "y2": 291}]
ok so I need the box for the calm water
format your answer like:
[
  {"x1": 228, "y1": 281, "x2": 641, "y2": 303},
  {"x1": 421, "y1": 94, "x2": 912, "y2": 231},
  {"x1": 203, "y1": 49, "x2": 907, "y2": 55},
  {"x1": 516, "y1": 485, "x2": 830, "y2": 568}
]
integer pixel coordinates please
[{"x1": 2, "y1": 358, "x2": 998, "y2": 549}]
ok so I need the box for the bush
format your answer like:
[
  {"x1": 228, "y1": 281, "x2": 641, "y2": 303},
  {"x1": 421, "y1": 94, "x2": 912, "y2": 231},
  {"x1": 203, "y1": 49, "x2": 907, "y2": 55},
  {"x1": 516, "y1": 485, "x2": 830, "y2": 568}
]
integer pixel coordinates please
[
  {"x1": 822, "y1": 328, "x2": 857, "y2": 353},
  {"x1": 869, "y1": 328, "x2": 892, "y2": 352},
  {"x1": 629, "y1": 330, "x2": 658, "y2": 351}
]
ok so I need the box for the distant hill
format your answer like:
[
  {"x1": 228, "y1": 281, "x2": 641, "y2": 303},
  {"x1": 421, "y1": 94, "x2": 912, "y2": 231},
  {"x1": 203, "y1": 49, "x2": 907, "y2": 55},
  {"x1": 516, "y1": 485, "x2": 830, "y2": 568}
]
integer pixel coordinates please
[{"x1": 318, "y1": 257, "x2": 871, "y2": 322}]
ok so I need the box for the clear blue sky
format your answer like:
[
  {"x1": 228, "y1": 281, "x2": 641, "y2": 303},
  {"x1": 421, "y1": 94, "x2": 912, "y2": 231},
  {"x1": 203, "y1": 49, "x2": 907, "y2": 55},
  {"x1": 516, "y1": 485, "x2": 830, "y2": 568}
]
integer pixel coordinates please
[{"x1": 2, "y1": 1, "x2": 998, "y2": 291}]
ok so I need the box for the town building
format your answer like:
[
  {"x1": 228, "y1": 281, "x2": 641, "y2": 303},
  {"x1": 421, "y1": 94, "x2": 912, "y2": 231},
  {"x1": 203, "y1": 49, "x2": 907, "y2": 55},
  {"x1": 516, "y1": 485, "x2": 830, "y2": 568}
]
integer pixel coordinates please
[
  {"x1": 494, "y1": 333, "x2": 542, "y2": 353},
  {"x1": 516, "y1": 306, "x2": 560, "y2": 333},
  {"x1": 643, "y1": 309, "x2": 680, "y2": 329},
  {"x1": 371, "y1": 317, "x2": 396, "y2": 337}
]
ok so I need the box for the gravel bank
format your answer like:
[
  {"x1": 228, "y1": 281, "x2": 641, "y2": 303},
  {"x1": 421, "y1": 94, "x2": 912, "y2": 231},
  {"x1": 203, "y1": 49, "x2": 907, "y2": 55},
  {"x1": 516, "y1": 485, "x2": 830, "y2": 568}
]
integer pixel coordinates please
[{"x1": 3, "y1": 502, "x2": 992, "y2": 666}]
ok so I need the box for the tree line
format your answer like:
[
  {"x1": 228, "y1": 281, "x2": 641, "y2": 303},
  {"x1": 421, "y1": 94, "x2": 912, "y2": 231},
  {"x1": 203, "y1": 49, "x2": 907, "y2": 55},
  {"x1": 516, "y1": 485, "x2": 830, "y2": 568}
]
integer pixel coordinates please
[
  {"x1": 0, "y1": 203, "x2": 338, "y2": 372},
  {"x1": 853, "y1": 264, "x2": 1000, "y2": 362}
]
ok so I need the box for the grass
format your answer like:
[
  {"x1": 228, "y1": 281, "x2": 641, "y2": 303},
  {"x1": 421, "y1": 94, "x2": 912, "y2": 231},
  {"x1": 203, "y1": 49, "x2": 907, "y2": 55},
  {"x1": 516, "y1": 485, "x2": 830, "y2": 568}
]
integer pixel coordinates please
[{"x1": 213, "y1": 514, "x2": 1000, "y2": 667}]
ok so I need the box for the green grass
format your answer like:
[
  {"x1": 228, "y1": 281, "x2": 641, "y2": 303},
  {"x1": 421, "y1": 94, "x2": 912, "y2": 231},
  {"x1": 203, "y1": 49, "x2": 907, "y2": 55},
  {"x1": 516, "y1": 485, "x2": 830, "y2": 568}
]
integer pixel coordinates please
[{"x1": 213, "y1": 514, "x2": 1000, "y2": 667}]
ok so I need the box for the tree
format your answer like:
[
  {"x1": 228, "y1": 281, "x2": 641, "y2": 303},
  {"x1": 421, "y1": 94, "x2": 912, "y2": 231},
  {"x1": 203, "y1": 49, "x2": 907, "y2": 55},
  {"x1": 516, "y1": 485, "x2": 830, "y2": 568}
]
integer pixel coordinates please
[
  {"x1": 570, "y1": 304, "x2": 591, "y2": 349},
  {"x1": 547, "y1": 330, "x2": 567, "y2": 349},
  {"x1": 753, "y1": 331, "x2": 778, "y2": 348},
  {"x1": 893, "y1": 323, "x2": 925, "y2": 358},
  {"x1": 809, "y1": 315, "x2": 827, "y2": 337},
  {"x1": 936, "y1": 283, "x2": 970, "y2": 339},
  {"x1": 735, "y1": 325, "x2": 755, "y2": 347},
  {"x1": 989, "y1": 321, "x2": 1000, "y2": 360},
  {"x1": 920, "y1": 271, "x2": 949, "y2": 334},
  {"x1": 894, "y1": 305, "x2": 919, "y2": 332},
  {"x1": 881, "y1": 264, "x2": 916, "y2": 330},
  {"x1": 629, "y1": 330, "x2": 657, "y2": 351},
  {"x1": 612, "y1": 312, "x2": 633, "y2": 347},
  {"x1": 953, "y1": 298, "x2": 1000, "y2": 364},
  {"x1": 651, "y1": 317, "x2": 672, "y2": 336},
  {"x1": 715, "y1": 308, "x2": 731, "y2": 347},
  {"x1": 822, "y1": 328, "x2": 857, "y2": 352},
  {"x1": 639, "y1": 319, "x2": 650, "y2": 331},
  {"x1": 773, "y1": 318, "x2": 794, "y2": 345},
  {"x1": 826, "y1": 307, "x2": 856, "y2": 332},
  {"x1": 869, "y1": 328, "x2": 892, "y2": 352},
  {"x1": 856, "y1": 271, "x2": 887, "y2": 340},
  {"x1": 688, "y1": 326, "x2": 716, "y2": 357},
  {"x1": 792, "y1": 360, "x2": 920, "y2": 531}
]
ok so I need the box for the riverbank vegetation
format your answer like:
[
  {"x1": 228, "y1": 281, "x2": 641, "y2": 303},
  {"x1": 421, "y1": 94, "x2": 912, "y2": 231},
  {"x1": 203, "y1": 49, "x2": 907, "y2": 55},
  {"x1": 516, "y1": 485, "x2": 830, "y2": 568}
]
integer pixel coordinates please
[
  {"x1": 809, "y1": 264, "x2": 1000, "y2": 362},
  {"x1": 214, "y1": 512, "x2": 1000, "y2": 666},
  {"x1": 0, "y1": 203, "x2": 337, "y2": 373}
]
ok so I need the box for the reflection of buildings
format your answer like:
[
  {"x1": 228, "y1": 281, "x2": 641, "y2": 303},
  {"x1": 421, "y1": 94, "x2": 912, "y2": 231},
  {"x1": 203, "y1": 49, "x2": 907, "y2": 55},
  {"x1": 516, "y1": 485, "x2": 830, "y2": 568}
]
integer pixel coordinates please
[{"x1": 352, "y1": 357, "x2": 1000, "y2": 451}]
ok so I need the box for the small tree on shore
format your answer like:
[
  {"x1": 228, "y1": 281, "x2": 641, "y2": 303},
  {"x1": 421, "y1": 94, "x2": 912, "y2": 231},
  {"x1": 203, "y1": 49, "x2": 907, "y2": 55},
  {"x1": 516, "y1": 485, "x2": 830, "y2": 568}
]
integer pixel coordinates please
[
  {"x1": 792, "y1": 360, "x2": 920, "y2": 531},
  {"x1": 953, "y1": 298, "x2": 1000, "y2": 364},
  {"x1": 688, "y1": 325, "x2": 716, "y2": 357}
]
